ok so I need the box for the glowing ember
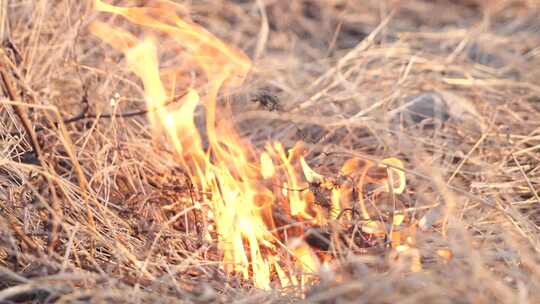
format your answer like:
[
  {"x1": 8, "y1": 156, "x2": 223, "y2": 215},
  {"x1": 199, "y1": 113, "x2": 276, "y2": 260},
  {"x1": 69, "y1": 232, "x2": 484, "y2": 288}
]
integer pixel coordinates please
[{"x1": 90, "y1": 1, "x2": 407, "y2": 289}]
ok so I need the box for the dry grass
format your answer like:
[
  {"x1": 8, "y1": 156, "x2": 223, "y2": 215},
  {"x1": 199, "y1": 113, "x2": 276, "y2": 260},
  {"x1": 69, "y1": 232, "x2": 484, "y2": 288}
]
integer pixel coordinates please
[{"x1": 1, "y1": 0, "x2": 540, "y2": 303}]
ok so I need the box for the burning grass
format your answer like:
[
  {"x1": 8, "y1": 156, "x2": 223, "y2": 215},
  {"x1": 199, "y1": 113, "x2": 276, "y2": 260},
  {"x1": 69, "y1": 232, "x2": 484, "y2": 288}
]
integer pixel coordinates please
[{"x1": 1, "y1": 0, "x2": 540, "y2": 303}]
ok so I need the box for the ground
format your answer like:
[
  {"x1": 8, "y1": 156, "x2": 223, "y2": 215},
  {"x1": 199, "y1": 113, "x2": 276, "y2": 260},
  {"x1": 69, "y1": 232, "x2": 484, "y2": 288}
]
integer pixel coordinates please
[{"x1": 1, "y1": 0, "x2": 540, "y2": 303}]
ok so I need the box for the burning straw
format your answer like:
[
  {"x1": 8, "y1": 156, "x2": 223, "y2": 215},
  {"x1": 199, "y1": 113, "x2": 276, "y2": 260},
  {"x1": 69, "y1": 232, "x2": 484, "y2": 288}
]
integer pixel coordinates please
[{"x1": 89, "y1": 0, "x2": 410, "y2": 289}]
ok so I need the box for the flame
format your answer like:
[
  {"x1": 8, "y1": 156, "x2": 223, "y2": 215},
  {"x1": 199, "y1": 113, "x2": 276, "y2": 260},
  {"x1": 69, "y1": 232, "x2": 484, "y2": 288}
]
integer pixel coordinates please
[{"x1": 90, "y1": 1, "x2": 408, "y2": 290}]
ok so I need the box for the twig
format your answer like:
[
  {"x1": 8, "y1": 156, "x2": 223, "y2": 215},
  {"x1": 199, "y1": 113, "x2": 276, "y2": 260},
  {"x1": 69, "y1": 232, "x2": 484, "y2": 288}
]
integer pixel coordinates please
[{"x1": 10, "y1": 90, "x2": 188, "y2": 137}]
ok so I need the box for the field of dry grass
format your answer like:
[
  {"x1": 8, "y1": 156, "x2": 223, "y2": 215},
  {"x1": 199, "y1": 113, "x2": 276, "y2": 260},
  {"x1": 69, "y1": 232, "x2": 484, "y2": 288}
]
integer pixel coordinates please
[{"x1": 1, "y1": 0, "x2": 540, "y2": 303}]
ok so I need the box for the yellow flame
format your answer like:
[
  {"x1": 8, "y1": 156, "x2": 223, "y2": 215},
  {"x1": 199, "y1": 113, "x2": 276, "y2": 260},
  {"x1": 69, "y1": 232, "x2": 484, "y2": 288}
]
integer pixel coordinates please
[
  {"x1": 379, "y1": 158, "x2": 406, "y2": 194},
  {"x1": 90, "y1": 0, "x2": 317, "y2": 289},
  {"x1": 260, "y1": 152, "x2": 275, "y2": 179}
]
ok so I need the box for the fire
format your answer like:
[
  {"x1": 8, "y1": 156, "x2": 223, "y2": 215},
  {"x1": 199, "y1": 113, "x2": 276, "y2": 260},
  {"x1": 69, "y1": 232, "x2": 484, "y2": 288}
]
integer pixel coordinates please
[{"x1": 90, "y1": 1, "x2": 408, "y2": 290}]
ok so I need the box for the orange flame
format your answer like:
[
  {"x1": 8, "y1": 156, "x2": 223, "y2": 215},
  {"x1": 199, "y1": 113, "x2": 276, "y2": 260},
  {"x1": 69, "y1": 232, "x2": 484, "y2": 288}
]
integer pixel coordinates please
[{"x1": 90, "y1": 0, "x2": 407, "y2": 289}]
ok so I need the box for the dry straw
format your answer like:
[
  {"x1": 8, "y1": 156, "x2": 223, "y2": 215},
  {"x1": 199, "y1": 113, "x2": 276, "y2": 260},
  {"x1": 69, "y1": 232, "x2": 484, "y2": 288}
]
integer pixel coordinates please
[{"x1": 1, "y1": 0, "x2": 540, "y2": 303}]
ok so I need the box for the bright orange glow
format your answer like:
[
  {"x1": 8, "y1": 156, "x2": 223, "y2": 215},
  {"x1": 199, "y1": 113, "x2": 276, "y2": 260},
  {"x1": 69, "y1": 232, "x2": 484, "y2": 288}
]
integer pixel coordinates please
[
  {"x1": 90, "y1": 0, "x2": 408, "y2": 289},
  {"x1": 290, "y1": 239, "x2": 320, "y2": 286},
  {"x1": 437, "y1": 248, "x2": 453, "y2": 262}
]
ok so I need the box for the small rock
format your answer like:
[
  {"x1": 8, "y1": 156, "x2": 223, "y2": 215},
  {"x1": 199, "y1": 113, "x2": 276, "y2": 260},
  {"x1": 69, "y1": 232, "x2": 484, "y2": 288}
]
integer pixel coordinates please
[
  {"x1": 393, "y1": 91, "x2": 450, "y2": 127},
  {"x1": 392, "y1": 90, "x2": 486, "y2": 131},
  {"x1": 20, "y1": 151, "x2": 40, "y2": 165},
  {"x1": 467, "y1": 43, "x2": 505, "y2": 68},
  {"x1": 419, "y1": 204, "x2": 446, "y2": 231}
]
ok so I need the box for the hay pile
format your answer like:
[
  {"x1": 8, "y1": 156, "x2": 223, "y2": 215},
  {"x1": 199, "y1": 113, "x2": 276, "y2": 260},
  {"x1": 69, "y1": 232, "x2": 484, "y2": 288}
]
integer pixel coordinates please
[{"x1": 1, "y1": 1, "x2": 540, "y2": 303}]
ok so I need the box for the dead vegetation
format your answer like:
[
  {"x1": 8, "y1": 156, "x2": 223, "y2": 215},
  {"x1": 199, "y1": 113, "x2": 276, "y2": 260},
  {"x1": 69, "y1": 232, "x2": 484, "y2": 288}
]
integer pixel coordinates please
[{"x1": 1, "y1": 0, "x2": 540, "y2": 303}]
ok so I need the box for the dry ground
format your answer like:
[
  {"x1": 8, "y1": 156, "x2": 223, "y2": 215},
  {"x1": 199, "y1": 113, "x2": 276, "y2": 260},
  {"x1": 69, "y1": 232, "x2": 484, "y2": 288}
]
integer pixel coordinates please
[{"x1": 1, "y1": 0, "x2": 540, "y2": 303}]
